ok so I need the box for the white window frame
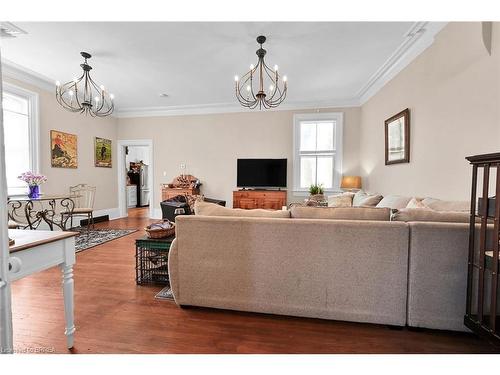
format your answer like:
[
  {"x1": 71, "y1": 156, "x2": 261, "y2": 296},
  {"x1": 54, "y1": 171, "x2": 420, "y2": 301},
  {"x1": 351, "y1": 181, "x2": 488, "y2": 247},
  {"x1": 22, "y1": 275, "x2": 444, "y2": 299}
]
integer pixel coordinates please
[
  {"x1": 293, "y1": 112, "x2": 343, "y2": 195},
  {"x1": 3, "y1": 82, "x2": 40, "y2": 195}
]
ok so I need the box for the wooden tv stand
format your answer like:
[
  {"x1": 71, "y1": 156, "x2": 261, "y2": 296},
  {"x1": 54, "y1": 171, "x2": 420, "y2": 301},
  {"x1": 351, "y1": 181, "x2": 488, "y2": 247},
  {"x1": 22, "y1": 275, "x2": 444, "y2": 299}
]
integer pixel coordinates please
[{"x1": 233, "y1": 190, "x2": 287, "y2": 210}]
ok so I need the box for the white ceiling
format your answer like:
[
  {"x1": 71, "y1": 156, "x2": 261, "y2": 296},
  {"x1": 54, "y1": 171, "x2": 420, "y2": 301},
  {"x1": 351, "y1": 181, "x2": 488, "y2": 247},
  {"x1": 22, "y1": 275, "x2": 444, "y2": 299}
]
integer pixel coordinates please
[{"x1": 0, "y1": 22, "x2": 445, "y2": 116}]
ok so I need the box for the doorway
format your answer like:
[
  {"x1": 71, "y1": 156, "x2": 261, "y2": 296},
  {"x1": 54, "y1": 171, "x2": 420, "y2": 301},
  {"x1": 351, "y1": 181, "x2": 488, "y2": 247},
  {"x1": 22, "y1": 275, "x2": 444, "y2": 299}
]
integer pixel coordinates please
[{"x1": 117, "y1": 140, "x2": 154, "y2": 219}]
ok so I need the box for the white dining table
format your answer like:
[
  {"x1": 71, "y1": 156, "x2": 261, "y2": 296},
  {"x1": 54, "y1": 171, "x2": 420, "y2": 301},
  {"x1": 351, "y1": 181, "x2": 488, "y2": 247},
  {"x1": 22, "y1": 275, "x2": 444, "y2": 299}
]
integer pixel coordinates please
[{"x1": 6, "y1": 229, "x2": 77, "y2": 350}]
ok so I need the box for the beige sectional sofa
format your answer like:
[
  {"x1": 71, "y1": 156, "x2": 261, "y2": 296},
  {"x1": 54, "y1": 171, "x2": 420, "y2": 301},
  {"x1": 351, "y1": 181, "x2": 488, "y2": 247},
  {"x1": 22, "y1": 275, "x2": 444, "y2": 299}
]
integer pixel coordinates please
[{"x1": 168, "y1": 198, "x2": 474, "y2": 332}]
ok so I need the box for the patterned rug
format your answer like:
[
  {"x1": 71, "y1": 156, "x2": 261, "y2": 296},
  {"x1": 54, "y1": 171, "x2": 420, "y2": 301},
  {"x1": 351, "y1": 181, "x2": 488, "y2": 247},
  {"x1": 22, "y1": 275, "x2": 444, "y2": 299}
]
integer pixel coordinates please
[
  {"x1": 155, "y1": 284, "x2": 174, "y2": 301},
  {"x1": 73, "y1": 227, "x2": 137, "y2": 253}
]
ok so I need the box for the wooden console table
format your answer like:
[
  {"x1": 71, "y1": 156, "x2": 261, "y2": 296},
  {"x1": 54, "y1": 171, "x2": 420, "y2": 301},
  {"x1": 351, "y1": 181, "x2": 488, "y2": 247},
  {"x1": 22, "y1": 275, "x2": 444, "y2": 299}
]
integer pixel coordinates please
[
  {"x1": 161, "y1": 185, "x2": 200, "y2": 201},
  {"x1": 7, "y1": 229, "x2": 77, "y2": 350},
  {"x1": 233, "y1": 190, "x2": 287, "y2": 210}
]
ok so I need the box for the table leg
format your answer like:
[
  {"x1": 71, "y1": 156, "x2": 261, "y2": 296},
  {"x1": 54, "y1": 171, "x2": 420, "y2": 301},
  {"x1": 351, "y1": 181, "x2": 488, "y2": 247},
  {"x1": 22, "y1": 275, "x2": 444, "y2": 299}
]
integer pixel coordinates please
[{"x1": 61, "y1": 264, "x2": 75, "y2": 349}]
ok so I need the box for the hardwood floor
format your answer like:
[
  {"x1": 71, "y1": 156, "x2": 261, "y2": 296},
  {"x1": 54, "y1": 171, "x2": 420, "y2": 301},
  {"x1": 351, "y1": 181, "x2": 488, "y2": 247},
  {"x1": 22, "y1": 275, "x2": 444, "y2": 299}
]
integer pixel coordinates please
[{"x1": 10, "y1": 207, "x2": 498, "y2": 353}]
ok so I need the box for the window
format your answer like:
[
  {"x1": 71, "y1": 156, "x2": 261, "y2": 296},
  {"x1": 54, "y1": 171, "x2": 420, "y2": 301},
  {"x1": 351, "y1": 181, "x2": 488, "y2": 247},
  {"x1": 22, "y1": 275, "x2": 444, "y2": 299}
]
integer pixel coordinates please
[
  {"x1": 293, "y1": 113, "x2": 343, "y2": 193},
  {"x1": 2, "y1": 83, "x2": 39, "y2": 195}
]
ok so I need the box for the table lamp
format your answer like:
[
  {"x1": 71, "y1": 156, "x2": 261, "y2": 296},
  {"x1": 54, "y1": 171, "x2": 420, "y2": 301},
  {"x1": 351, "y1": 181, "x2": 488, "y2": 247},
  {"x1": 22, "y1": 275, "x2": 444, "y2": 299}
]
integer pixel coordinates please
[{"x1": 340, "y1": 176, "x2": 362, "y2": 191}]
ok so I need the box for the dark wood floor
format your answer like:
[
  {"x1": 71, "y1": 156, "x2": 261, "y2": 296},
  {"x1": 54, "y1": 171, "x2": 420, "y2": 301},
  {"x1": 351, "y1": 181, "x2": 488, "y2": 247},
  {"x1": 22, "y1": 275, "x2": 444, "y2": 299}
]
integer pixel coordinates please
[{"x1": 10, "y1": 207, "x2": 498, "y2": 353}]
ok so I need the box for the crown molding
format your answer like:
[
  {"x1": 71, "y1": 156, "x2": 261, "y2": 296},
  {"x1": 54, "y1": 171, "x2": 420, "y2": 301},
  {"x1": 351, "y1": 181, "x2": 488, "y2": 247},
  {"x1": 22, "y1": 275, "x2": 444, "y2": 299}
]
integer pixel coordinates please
[
  {"x1": 1, "y1": 58, "x2": 55, "y2": 92},
  {"x1": 1, "y1": 22, "x2": 446, "y2": 118},
  {"x1": 113, "y1": 98, "x2": 361, "y2": 118},
  {"x1": 356, "y1": 21, "x2": 447, "y2": 105}
]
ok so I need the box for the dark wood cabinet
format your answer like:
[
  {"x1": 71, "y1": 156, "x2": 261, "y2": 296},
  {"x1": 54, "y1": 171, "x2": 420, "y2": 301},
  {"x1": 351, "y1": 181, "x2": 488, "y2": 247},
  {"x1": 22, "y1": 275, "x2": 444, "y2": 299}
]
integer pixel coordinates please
[
  {"x1": 464, "y1": 152, "x2": 500, "y2": 346},
  {"x1": 233, "y1": 190, "x2": 287, "y2": 210}
]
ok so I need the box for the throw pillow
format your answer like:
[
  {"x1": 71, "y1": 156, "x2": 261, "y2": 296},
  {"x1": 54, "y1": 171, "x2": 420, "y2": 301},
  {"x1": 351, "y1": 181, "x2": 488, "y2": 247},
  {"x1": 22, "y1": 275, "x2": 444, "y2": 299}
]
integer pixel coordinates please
[
  {"x1": 406, "y1": 197, "x2": 426, "y2": 209},
  {"x1": 327, "y1": 192, "x2": 355, "y2": 207},
  {"x1": 185, "y1": 194, "x2": 204, "y2": 212},
  {"x1": 194, "y1": 200, "x2": 291, "y2": 218},
  {"x1": 376, "y1": 195, "x2": 412, "y2": 210},
  {"x1": 352, "y1": 190, "x2": 383, "y2": 207}
]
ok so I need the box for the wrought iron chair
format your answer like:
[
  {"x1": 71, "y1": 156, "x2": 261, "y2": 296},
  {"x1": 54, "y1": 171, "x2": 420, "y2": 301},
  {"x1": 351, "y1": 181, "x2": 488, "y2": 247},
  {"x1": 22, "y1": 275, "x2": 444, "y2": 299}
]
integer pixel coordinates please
[{"x1": 65, "y1": 184, "x2": 96, "y2": 234}]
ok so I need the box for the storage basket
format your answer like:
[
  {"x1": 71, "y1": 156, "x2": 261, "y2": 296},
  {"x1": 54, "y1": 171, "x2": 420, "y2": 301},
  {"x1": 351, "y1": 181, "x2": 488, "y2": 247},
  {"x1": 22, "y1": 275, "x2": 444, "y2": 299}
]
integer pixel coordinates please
[{"x1": 145, "y1": 221, "x2": 175, "y2": 239}]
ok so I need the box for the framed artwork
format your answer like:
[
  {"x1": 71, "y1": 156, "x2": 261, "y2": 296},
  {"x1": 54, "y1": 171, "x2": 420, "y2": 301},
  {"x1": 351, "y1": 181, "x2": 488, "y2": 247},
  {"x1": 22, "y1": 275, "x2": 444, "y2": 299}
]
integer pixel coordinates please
[
  {"x1": 95, "y1": 137, "x2": 112, "y2": 168},
  {"x1": 385, "y1": 108, "x2": 410, "y2": 165},
  {"x1": 50, "y1": 130, "x2": 78, "y2": 168}
]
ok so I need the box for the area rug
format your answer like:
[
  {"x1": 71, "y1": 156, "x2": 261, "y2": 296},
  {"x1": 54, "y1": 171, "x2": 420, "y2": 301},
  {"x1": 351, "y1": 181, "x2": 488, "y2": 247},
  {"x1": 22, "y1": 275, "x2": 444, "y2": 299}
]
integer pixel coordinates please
[
  {"x1": 155, "y1": 284, "x2": 174, "y2": 301},
  {"x1": 73, "y1": 228, "x2": 137, "y2": 253}
]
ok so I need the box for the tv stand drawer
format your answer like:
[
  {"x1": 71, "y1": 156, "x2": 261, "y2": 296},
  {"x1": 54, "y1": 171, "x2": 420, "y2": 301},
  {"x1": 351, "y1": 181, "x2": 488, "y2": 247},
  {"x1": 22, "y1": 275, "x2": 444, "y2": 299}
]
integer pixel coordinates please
[{"x1": 233, "y1": 190, "x2": 287, "y2": 210}]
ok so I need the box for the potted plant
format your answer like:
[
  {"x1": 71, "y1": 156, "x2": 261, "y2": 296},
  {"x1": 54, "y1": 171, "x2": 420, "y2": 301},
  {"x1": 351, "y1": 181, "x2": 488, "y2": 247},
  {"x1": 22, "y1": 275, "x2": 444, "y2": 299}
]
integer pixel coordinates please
[
  {"x1": 309, "y1": 184, "x2": 325, "y2": 202},
  {"x1": 18, "y1": 171, "x2": 48, "y2": 199}
]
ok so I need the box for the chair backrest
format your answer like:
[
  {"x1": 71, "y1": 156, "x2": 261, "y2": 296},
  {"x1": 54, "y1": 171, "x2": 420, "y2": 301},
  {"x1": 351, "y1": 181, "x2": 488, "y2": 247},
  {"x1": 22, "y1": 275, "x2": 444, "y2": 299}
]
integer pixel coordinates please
[{"x1": 69, "y1": 184, "x2": 96, "y2": 209}]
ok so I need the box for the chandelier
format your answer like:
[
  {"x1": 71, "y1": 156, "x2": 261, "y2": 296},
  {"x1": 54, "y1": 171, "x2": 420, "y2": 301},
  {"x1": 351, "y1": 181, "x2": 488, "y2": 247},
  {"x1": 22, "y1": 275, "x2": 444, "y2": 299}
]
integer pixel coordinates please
[
  {"x1": 234, "y1": 36, "x2": 288, "y2": 110},
  {"x1": 55, "y1": 52, "x2": 114, "y2": 117}
]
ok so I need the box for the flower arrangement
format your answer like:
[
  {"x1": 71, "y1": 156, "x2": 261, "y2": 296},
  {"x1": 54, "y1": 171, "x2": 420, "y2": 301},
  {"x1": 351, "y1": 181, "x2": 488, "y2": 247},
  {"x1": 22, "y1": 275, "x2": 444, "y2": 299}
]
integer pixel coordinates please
[{"x1": 18, "y1": 171, "x2": 48, "y2": 186}]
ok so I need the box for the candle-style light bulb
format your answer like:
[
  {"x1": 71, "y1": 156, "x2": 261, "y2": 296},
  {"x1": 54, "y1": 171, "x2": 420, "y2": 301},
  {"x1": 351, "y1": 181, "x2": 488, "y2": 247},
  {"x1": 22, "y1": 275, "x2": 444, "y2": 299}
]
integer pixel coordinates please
[
  {"x1": 283, "y1": 75, "x2": 288, "y2": 82},
  {"x1": 250, "y1": 64, "x2": 254, "y2": 70},
  {"x1": 274, "y1": 65, "x2": 278, "y2": 72},
  {"x1": 246, "y1": 85, "x2": 251, "y2": 92},
  {"x1": 56, "y1": 81, "x2": 61, "y2": 87},
  {"x1": 100, "y1": 85, "x2": 105, "y2": 91},
  {"x1": 234, "y1": 75, "x2": 239, "y2": 82},
  {"x1": 269, "y1": 85, "x2": 274, "y2": 91},
  {"x1": 110, "y1": 94, "x2": 115, "y2": 100},
  {"x1": 68, "y1": 90, "x2": 74, "y2": 96}
]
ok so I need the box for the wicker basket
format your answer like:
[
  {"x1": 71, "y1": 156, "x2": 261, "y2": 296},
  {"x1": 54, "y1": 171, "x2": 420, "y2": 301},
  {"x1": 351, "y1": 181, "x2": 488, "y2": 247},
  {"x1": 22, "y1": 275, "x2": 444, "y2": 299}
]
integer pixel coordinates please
[{"x1": 145, "y1": 221, "x2": 175, "y2": 239}]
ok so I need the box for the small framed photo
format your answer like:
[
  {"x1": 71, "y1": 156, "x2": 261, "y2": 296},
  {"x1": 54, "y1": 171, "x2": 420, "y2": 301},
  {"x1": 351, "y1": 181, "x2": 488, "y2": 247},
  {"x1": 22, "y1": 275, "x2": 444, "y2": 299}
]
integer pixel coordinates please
[
  {"x1": 95, "y1": 137, "x2": 112, "y2": 168},
  {"x1": 385, "y1": 108, "x2": 410, "y2": 165}
]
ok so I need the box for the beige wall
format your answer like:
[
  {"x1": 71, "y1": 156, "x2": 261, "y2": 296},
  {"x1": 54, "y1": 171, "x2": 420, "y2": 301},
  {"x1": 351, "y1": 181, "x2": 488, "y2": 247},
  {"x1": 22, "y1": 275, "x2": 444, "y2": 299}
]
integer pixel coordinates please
[
  {"x1": 117, "y1": 107, "x2": 361, "y2": 208},
  {"x1": 359, "y1": 22, "x2": 500, "y2": 201},
  {"x1": 4, "y1": 77, "x2": 119, "y2": 211}
]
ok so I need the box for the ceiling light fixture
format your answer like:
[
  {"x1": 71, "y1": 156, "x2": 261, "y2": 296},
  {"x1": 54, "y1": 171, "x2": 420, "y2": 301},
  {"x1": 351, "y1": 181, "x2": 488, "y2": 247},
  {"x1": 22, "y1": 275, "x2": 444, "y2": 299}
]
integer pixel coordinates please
[
  {"x1": 234, "y1": 36, "x2": 288, "y2": 110},
  {"x1": 55, "y1": 52, "x2": 114, "y2": 117}
]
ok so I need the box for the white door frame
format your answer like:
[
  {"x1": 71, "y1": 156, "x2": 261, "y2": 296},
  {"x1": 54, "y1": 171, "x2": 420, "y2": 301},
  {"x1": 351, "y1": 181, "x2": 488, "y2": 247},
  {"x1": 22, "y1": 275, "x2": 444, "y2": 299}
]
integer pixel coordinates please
[
  {"x1": 0, "y1": 62, "x2": 14, "y2": 353},
  {"x1": 117, "y1": 139, "x2": 154, "y2": 219}
]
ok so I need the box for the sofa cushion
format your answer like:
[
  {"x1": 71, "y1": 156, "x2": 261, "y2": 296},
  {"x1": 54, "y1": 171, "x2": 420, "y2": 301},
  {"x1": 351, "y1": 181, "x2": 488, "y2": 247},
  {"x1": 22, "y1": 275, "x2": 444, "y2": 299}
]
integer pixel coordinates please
[
  {"x1": 290, "y1": 206, "x2": 391, "y2": 221},
  {"x1": 392, "y1": 208, "x2": 470, "y2": 223},
  {"x1": 422, "y1": 197, "x2": 469, "y2": 213},
  {"x1": 194, "y1": 200, "x2": 290, "y2": 218},
  {"x1": 376, "y1": 195, "x2": 412, "y2": 210},
  {"x1": 352, "y1": 191, "x2": 383, "y2": 207},
  {"x1": 327, "y1": 192, "x2": 354, "y2": 207}
]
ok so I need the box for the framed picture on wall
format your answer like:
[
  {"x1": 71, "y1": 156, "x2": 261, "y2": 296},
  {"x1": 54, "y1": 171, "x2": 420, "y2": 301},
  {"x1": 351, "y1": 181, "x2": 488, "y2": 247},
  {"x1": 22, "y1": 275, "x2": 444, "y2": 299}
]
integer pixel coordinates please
[
  {"x1": 50, "y1": 130, "x2": 78, "y2": 168},
  {"x1": 385, "y1": 108, "x2": 410, "y2": 165},
  {"x1": 95, "y1": 137, "x2": 112, "y2": 168}
]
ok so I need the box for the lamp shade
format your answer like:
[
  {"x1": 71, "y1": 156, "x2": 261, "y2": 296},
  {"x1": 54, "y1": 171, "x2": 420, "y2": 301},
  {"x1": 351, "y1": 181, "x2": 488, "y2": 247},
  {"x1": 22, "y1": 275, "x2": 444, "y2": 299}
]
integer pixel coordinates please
[{"x1": 340, "y1": 176, "x2": 362, "y2": 190}]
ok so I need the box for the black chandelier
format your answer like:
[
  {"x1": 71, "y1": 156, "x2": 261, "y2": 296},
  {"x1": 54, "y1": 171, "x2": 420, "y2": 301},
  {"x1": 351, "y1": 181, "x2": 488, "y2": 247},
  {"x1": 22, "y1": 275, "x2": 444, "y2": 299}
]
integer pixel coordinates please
[
  {"x1": 234, "y1": 36, "x2": 288, "y2": 110},
  {"x1": 55, "y1": 52, "x2": 114, "y2": 117}
]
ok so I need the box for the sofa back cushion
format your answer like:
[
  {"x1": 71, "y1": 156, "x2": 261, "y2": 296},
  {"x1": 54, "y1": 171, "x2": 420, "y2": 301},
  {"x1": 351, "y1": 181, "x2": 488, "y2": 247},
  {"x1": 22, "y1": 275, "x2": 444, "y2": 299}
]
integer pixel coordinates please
[
  {"x1": 194, "y1": 200, "x2": 291, "y2": 218},
  {"x1": 392, "y1": 208, "x2": 470, "y2": 223},
  {"x1": 290, "y1": 206, "x2": 391, "y2": 221},
  {"x1": 352, "y1": 190, "x2": 383, "y2": 207},
  {"x1": 376, "y1": 195, "x2": 412, "y2": 210},
  {"x1": 421, "y1": 197, "x2": 469, "y2": 213}
]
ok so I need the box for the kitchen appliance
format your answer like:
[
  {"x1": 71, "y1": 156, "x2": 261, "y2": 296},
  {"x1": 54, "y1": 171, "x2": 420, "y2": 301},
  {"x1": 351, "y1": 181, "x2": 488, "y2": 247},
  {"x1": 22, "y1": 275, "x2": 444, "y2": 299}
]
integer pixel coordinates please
[{"x1": 127, "y1": 162, "x2": 150, "y2": 207}]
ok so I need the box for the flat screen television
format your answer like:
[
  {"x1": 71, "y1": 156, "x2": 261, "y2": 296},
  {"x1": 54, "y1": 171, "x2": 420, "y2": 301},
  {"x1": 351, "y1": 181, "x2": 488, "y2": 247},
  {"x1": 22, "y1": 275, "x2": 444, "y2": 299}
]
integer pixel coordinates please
[{"x1": 237, "y1": 158, "x2": 287, "y2": 188}]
